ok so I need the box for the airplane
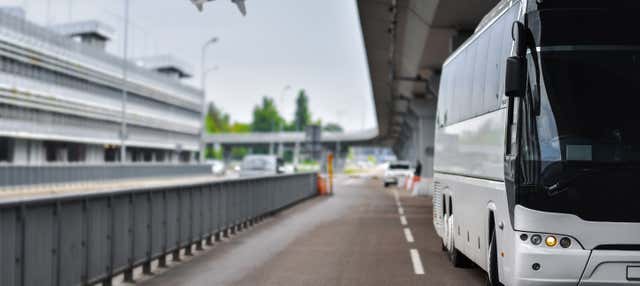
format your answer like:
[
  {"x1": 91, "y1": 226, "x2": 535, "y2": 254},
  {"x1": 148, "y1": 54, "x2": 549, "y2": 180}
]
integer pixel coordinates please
[{"x1": 190, "y1": 0, "x2": 247, "y2": 16}]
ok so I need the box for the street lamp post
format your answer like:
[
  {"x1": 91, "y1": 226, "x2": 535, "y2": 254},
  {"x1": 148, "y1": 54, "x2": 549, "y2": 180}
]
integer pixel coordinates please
[
  {"x1": 199, "y1": 37, "x2": 219, "y2": 163},
  {"x1": 277, "y1": 85, "x2": 291, "y2": 157},
  {"x1": 120, "y1": 0, "x2": 130, "y2": 163}
]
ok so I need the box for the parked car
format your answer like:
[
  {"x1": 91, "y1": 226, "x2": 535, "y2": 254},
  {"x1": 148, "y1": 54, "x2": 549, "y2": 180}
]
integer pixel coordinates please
[
  {"x1": 383, "y1": 161, "x2": 413, "y2": 187},
  {"x1": 239, "y1": 155, "x2": 284, "y2": 177},
  {"x1": 205, "y1": 159, "x2": 226, "y2": 176}
]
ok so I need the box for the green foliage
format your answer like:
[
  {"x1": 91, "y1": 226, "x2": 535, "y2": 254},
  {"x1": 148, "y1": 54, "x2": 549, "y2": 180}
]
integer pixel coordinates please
[
  {"x1": 323, "y1": 123, "x2": 344, "y2": 132},
  {"x1": 230, "y1": 147, "x2": 248, "y2": 160},
  {"x1": 230, "y1": 122, "x2": 251, "y2": 133},
  {"x1": 347, "y1": 147, "x2": 355, "y2": 161},
  {"x1": 283, "y1": 150, "x2": 294, "y2": 163},
  {"x1": 205, "y1": 102, "x2": 231, "y2": 133},
  {"x1": 293, "y1": 90, "x2": 311, "y2": 131},
  {"x1": 205, "y1": 146, "x2": 223, "y2": 160},
  {"x1": 251, "y1": 96, "x2": 285, "y2": 132}
]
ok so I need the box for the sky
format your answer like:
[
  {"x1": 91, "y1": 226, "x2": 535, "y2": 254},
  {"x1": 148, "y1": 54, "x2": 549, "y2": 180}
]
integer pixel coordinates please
[{"x1": 1, "y1": 0, "x2": 377, "y2": 131}]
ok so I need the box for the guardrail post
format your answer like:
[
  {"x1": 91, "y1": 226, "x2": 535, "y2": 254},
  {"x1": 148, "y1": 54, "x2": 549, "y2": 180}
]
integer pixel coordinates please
[
  {"x1": 158, "y1": 190, "x2": 168, "y2": 268},
  {"x1": 185, "y1": 188, "x2": 194, "y2": 256},
  {"x1": 54, "y1": 202, "x2": 62, "y2": 286},
  {"x1": 205, "y1": 185, "x2": 214, "y2": 246},
  {"x1": 143, "y1": 191, "x2": 153, "y2": 275},
  {"x1": 196, "y1": 187, "x2": 204, "y2": 251},
  {"x1": 173, "y1": 190, "x2": 182, "y2": 262},
  {"x1": 102, "y1": 196, "x2": 115, "y2": 286},
  {"x1": 124, "y1": 193, "x2": 135, "y2": 283},
  {"x1": 17, "y1": 205, "x2": 26, "y2": 286}
]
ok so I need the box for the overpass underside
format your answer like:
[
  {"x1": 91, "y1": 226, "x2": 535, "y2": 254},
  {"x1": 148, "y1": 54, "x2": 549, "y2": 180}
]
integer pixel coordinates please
[{"x1": 357, "y1": 0, "x2": 499, "y2": 176}]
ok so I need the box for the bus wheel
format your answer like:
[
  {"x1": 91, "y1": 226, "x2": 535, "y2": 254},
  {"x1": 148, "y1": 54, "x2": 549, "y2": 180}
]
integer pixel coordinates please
[
  {"x1": 448, "y1": 238, "x2": 469, "y2": 267},
  {"x1": 446, "y1": 216, "x2": 470, "y2": 267},
  {"x1": 487, "y1": 228, "x2": 502, "y2": 286}
]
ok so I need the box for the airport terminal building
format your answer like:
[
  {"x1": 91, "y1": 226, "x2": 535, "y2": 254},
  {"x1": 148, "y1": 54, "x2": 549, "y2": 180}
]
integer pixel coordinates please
[{"x1": 0, "y1": 8, "x2": 203, "y2": 165}]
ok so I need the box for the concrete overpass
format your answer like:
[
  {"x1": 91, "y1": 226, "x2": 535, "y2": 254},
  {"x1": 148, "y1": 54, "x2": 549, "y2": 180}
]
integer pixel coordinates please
[
  {"x1": 203, "y1": 128, "x2": 378, "y2": 145},
  {"x1": 203, "y1": 128, "x2": 378, "y2": 162},
  {"x1": 357, "y1": 0, "x2": 500, "y2": 177}
]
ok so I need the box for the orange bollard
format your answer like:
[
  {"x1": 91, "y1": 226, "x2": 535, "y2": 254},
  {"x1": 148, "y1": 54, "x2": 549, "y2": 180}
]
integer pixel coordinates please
[
  {"x1": 327, "y1": 153, "x2": 334, "y2": 195},
  {"x1": 409, "y1": 175, "x2": 421, "y2": 192},
  {"x1": 317, "y1": 174, "x2": 327, "y2": 195}
]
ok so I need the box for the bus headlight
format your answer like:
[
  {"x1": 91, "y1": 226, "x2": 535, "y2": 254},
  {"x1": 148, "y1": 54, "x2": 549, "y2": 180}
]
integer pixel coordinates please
[
  {"x1": 519, "y1": 232, "x2": 581, "y2": 249},
  {"x1": 530, "y1": 234, "x2": 542, "y2": 245},
  {"x1": 545, "y1": 235, "x2": 557, "y2": 247}
]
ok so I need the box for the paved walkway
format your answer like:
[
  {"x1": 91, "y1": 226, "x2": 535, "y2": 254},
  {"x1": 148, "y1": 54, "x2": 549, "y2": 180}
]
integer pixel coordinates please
[{"x1": 138, "y1": 176, "x2": 486, "y2": 286}]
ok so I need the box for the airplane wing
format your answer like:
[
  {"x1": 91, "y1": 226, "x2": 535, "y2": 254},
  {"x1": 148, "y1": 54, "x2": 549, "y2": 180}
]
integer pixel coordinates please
[
  {"x1": 232, "y1": 0, "x2": 247, "y2": 16},
  {"x1": 190, "y1": 0, "x2": 247, "y2": 16},
  {"x1": 190, "y1": 0, "x2": 207, "y2": 11}
]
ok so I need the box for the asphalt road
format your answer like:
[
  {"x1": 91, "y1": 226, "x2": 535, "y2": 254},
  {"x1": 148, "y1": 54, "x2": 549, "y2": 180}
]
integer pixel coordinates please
[{"x1": 137, "y1": 176, "x2": 486, "y2": 286}]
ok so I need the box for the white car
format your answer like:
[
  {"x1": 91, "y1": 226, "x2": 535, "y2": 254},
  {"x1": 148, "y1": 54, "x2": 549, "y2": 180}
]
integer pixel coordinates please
[
  {"x1": 383, "y1": 161, "x2": 413, "y2": 187},
  {"x1": 205, "y1": 159, "x2": 226, "y2": 176},
  {"x1": 239, "y1": 155, "x2": 284, "y2": 178}
]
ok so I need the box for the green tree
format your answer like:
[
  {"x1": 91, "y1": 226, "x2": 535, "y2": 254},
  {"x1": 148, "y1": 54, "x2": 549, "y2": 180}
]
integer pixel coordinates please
[
  {"x1": 230, "y1": 147, "x2": 248, "y2": 160},
  {"x1": 230, "y1": 122, "x2": 251, "y2": 133},
  {"x1": 293, "y1": 89, "x2": 311, "y2": 131},
  {"x1": 205, "y1": 146, "x2": 223, "y2": 160},
  {"x1": 205, "y1": 102, "x2": 231, "y2": 133},
  {"x1": 251, "y1": 96, "x2": 284, "y2": 132},
  {"x1": 323, "y1": 123, "x2": 344, "y2": 132}
]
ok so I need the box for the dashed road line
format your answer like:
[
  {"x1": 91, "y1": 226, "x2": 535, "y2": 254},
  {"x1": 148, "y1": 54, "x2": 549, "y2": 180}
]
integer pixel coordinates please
[
  {"x1": 404, "y1": 227, "x2": 414, "y2": 243},
  {"x1": 410, "y1": 249, "x2": 425, "y2": 275},
  {"x1": 394, "y1": 190, "x2": 424, "y2": 275}
]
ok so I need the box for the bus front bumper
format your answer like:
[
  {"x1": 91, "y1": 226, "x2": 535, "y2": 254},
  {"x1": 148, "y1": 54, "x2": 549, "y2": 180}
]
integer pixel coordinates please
[
  {"x1": 513, "y1": 236, "x2": 590, "y2": 286},
  {"x1": 579, "y1": 250, "x2": 640, "y2": 285},
  {"x1": 513, "y1": 236, "x2": 640, "y2": 285}
]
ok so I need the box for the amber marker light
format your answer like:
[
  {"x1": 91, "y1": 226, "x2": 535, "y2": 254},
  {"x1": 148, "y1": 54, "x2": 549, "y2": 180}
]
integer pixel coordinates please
[{"x1": 545, "y1": 236, "x2": 558, "y2": 247}]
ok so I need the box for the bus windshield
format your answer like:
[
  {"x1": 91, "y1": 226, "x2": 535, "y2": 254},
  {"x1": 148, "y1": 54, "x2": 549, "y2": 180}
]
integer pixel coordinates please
[
  {"x1": 518, "y1": 49, "x2": 640, "y2": 222},
  {"x1": 536, "y1": 50, "x2": 640, "y2": 166}
]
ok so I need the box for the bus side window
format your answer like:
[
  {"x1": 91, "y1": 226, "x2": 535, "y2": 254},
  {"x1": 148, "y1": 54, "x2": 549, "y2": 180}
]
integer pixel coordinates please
[
  {"x1": 442, "y1": 194, "x2": 447, "y2": 218},
  {"x1": 507, "y1": 98, "x2": 520, "y2": 155}
]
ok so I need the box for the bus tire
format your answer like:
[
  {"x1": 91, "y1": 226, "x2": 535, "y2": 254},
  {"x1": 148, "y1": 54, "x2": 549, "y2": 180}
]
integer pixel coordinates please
[
  {"x1": 448, "y1": 239, "x2": 470, "y2": 267},
  {"x1": 487, "y1": 228, "x2": 502, "y2": 286}
]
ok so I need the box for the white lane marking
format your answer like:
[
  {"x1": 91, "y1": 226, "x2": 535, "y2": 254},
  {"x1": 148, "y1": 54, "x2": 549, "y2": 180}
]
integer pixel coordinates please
[
  {"x1": 410, "y1": 249, "x2": 425, "y2": 275},
  {"x1": 398, "y1": 207, "x2": 404, "y2": 215},
  {"x1": 404, "y1": 227, "x2": 414, "y2": 243},
  {"x1": 400, "y1": 215, "x2": 407, "y2": 226}
]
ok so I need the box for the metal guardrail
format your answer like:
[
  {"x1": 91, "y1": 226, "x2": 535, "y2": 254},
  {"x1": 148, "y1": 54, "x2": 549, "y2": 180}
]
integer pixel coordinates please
[
  {"x1": 0, "y1": 172, "x2": 317, "y2": 286},
  {"x1": 0, "y1": 164, "x2": 212, "y2": 189}
]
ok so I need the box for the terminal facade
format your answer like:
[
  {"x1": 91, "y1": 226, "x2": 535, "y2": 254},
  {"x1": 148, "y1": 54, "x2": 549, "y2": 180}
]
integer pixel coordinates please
[{"x1": 0, "y1": 8, "x2": 203, "y2": 165}]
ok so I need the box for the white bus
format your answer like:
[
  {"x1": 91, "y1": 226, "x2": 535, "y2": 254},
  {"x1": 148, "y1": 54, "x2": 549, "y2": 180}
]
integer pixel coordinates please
[{"x1": 433, "y1": 0, "x2": 640, "y2": 285}]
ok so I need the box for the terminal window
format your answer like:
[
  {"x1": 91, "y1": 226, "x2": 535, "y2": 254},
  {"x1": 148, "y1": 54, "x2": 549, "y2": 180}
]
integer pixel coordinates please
[{"x1": 0, "y1": 137, "x2": 13, "y2": 163}]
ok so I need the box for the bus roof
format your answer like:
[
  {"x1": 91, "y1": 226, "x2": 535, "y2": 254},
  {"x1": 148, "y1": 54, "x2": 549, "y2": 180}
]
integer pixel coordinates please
[{"x1": 443, "y1": 0, "x2": 521, "y2": 68}]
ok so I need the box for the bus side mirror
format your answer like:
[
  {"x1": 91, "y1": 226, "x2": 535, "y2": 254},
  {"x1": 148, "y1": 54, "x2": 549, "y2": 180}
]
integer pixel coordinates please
[
  {"x1": 512, "y1": 21, "x2": 527, "y2": 57},
  {"x1": 505, "y1": 56, "x2": 525, "y2": 98}
]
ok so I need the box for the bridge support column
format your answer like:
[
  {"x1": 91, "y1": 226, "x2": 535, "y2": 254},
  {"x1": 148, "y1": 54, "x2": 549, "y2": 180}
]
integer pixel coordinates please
[
  {"x1": 293, "y1": 141, "x2": 300, "y2": 167},
  {"x1": 395, "y1": 98, "x2": 436, "y2": 179},
  {"x1": 278, "y1": 142, "x2": 284, "y2": 157}
]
